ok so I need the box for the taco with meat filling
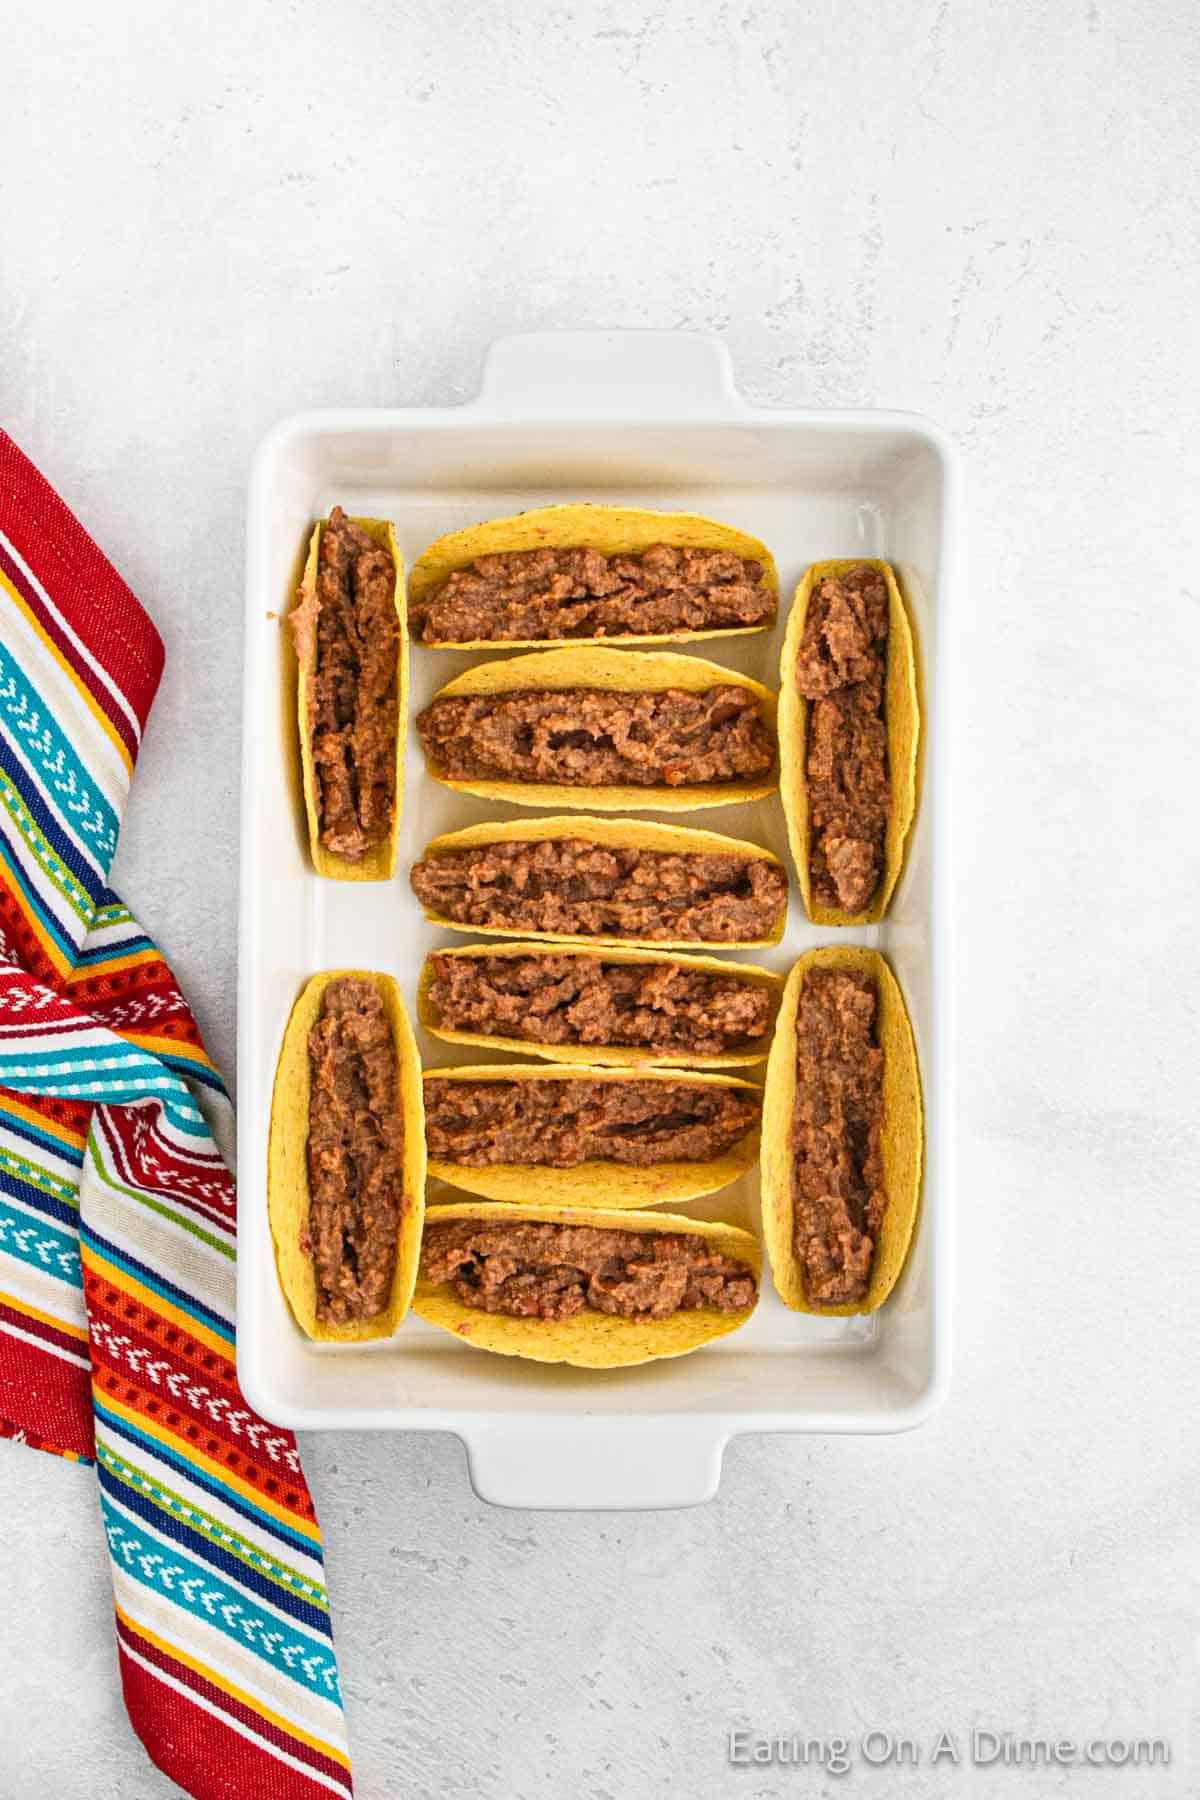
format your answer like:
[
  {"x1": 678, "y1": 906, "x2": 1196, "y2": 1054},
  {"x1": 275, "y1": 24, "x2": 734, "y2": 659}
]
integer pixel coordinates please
[
  {"x1": 414, "y1": 1201, "x2": 760, "y2": 1367},
  {"x1": 409, "y1": 815, "x2": 789, "y2": 951},
  {"x1": 417, "y1": 942, "x2": 782, "y2": 1069},
  {"x1": 267, "y1": 971, "x2": 426, "y2": 1341},
  {"x1": 422, "y1": 1062, "x2": 761, "y2": 1205},
  {"x1": 290, "y1": 508, "x2": 407, "y2": 880},
  {"x1": 407, "y1": 503, "x2": 777, "y2": 647},
  {"x1": 416, "y1": 644, "x2": 777, "y2": 811},
  {"x1": 760, "y1": 947, "x2": 922, "y2": 1315},
  {"x1": 778, "y1": 558, "x2": 919, "y2": 924}
]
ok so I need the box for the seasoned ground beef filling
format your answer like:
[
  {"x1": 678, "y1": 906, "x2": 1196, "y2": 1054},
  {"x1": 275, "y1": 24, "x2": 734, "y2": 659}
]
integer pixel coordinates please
[
  {"x1": 410, "y1": 544, "x2": 773, "y2": 644},
  {"x1": 421, "y1": 1220, "x2": 756, "y2": 1320},
  {"x1": 417, "y1": 685, "x2": 774, "y2": 788},
  {"x1": 304, "y1": 979, "x2": 405, "y2": 1325},
  {"x1": 791, "y1": 969, "x2": 886, "y2": 1307},
  {"x1": 300, "y1": 507, "x2": 398, "y2": 860},
  {"x1": 424, "y1": 1077, "x2": 760, "y2": 1168},
  {"x1": 794, "y1": 564, "x2": 891, "y2": 913},
  {"x1": 426, "y1": 953, "x2": 772, "y2": 1056},
  {"x1": 409, "y1": 839, "x2": 788, "y2": 943}
]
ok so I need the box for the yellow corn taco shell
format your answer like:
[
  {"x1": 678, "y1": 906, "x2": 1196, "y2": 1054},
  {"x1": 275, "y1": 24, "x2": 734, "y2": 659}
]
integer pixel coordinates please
[
  {"x1": 417, "y1": 941, "x2": 782, "y2": 1069},
  {"x1": 290, "y1": 515, "x2": 407, "y2": 881},
  {"x1": 778, "y1": 558, "x2": 920, "y2": 925},
  {"x1": 413, "y1": 1200, "x2": 760, "y2": 1367},
  {"x1": 413, "y1": 815, "x2": 788, "y2": 951},
  {"x1": 420, "y1": 645, "x2": 778, "y2": 812},
  {"x1": 267, "y1": 970, "x2": 426, "y2": 1341},
  {"x1": 423, "y1": 1062, "x2": 761, "y2": 1205},
  {"x1": 760, "y1": 947, "x2": 923, "y2": 1315},
  {"x1": 408, "y1": 503, "x2": 778, "y2": 647}
]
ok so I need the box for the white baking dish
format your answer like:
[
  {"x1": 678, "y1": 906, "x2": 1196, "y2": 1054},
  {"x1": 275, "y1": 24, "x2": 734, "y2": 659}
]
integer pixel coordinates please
[{"x1": 237, "y1": 330, "x2": 956, "y2": 1509}]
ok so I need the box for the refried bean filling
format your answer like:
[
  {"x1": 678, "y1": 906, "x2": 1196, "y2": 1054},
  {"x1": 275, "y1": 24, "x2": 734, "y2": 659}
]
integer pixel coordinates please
[
  {"x1": 424, "y1": 1076, "x2": 760, "y2": 1168},
  {"x1": 409, "y1": 543, "x2": 773, "y2": 644},
  {"x1": 420, "y1": 1220, "x2": 756, "y2": 1320},
  {"x1": 417, "y1": 685, "x2": 774, "y2": 788},
  {"x1": 791, "y1": 968, "x2": 886, "y2": 1308},
  {"x1": 794, "y1": 563, "x2": 891, "y2": 914},
  {"x1": 409, "y1": 838, "x2": 788, "y2": 943},
  {"x1": 301, "y1": 507, "x2": 398, "y2": 860},
  {"x1": 426, "y1": 953, "x2": 772, "y2": 1056},
  {"x1": 303, "y1": 978, "x2": 405, "y2": 1325}
]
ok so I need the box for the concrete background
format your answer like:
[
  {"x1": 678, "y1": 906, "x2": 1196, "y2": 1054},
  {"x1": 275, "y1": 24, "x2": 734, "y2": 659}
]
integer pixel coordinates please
[{"x1": 3, "y1": 1, "x2": 1199, "y2": 1795}]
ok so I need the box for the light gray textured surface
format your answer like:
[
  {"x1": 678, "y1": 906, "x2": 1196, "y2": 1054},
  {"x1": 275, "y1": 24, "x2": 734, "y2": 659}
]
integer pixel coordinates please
[{"x1": 3, "y1": 2, "x2": 1199, "y2": 1797}]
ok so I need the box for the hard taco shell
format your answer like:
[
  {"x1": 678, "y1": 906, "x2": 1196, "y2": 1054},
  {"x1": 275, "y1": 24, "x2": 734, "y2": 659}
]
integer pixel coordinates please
[
  {"x1": 408, "y1": 503, "x2": 777, "y2": 647},
  {"x1": 778, "y1": 559, "x2": 919, "y2": 924},
  {"x1": 413, "y1": 1200, "x2": 760, "y2": 1367},
  {"x1": 423, "y1": 1062, "x2": 761, "y2": 1205},
  {"x1": 267, "y1": 970, "x2": 426, "y2": 1341},
  {"x1": 417, "y1": 941, "x2": 782, "y2": 1069},
  {"x1": 420, "y1": 644, "x2": 777, "y2": 811},
  {"x1": 412, "y1": 814, "x2": 788, "y2": 951},
  {"x1": 760, "y1": 947, "x2": 923, "y2": 1315},
  {"x1": 290, "y1": 516, "x2": 407, "y2": 881}
]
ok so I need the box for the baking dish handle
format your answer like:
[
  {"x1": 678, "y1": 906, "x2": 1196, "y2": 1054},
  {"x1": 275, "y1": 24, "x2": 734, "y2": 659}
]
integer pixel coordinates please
[
  {"x1": 460, "y1": 1420, "x2": 729, "y2": 1511},
  {"x1": 470, "y1": 329, "x2": 750, "y2": 421}
]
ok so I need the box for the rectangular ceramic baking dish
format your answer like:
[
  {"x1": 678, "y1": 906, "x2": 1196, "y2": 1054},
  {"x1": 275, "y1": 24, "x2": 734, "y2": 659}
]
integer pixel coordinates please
[{"x1": 237, "y1": 330, "x2": 956, "y2": 1509}]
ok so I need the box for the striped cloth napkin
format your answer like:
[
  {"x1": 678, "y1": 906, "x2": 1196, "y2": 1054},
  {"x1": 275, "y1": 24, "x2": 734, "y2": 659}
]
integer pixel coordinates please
[{"x1": 0, "y1": 430, "x2": 353, "y2": 1799}]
